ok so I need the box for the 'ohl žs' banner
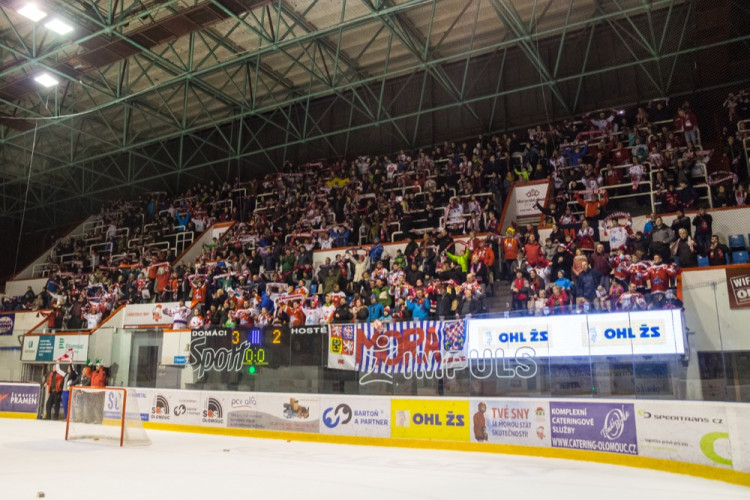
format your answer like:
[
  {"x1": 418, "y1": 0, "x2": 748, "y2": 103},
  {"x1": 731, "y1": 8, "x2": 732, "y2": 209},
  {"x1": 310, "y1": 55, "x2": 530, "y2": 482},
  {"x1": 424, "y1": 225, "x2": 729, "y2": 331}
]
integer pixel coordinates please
[
  {"x1": 327, "y1": 320, "x2": 468, "y2": 373},
  {"x1": 725, "y1": 267, "x2": 750, "y2": 309}
]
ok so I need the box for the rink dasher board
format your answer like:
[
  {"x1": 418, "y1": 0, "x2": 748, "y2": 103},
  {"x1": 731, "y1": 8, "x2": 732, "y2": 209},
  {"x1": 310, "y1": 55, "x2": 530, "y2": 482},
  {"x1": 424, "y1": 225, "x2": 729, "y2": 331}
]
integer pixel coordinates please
[
  {"x1": 0, "y1": 382, "x2": 41, "y2": 418},
  {"x1": 122, "y1": 388, "x2": 750, "y2": 477}
]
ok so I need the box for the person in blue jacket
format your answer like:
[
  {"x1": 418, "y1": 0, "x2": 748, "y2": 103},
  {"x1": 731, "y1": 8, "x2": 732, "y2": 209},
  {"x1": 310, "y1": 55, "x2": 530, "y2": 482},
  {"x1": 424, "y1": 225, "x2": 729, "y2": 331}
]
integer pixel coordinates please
[
  {"x1": 574, "y1": 260, "x2": 601, "y2": 308},
  {"x1": 367, "y1": 295, "x2": 384, "y2": 321},
  {"x1": 562, "y1": 141, "x2": 588, "y2": 166},
  {"x1": 369, "y1": 238, "x2": 384, "y2": 268},
  {"x1": 329, "y1": 224, "x2": 351, "y2": 248},
  {"x1": 259, "y1": 291, "x2": 275, "y2": 313},
  {"x1": 176, "y1": 210, "x2": 190, "y2": 230},
  {"x1": 406, "y1": 288, "x2": 431, "y2": 320}
]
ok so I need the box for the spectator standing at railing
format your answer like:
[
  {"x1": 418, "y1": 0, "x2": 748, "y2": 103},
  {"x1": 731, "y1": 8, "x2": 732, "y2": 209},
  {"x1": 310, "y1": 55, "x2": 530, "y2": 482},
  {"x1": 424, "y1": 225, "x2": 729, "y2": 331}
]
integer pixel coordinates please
[
  {"x1": 692, "y1": 206, "x2": 713, "y2": 252},
  {"x1": 446, "y1": 245, "x2": 471, "y2": 273},
  {"x1": 642, "y1": 213, "x2": 657, "y2": 236},
  {"x1": 678, "y1": 181, "x2": 698, "y2": 210},
  {"x1": 535, "y1": 198, "x2": 564, "y2": 225},
  {"x1": 671, "y1": 209, "x2": 692, "y2": 238},
  {"x1": 575, "y1": 260, "x2": 601, "y2": 308},
  {"x1": 83, "y1": 307, "x2": 102, "y2": 330},
  {"x1": 591, "y1": 243, "x2": 613, "y2": 288},
  {"x1": 435, "y1": 283, "x2": 457, "y2": 318},
  {"x1": 618, "y1": 282, "x2": 648, "y2": 311},
  {"x1": 456, "y1": 288, "x2": 483, "y2": 317},
  {"x1": 44, "y1": 364, "x2": 64, "y2": 420},
  {"x1": 675, "y1": 108, "x2": 700, "y2": 146},
  {"x1": 705, "y1": 235, "x2": 730, "y2": 266},
  {"x1": 406, "y1": 289, "x2": 431, "y2": 320},
  {"x1": 647, "y1": 254, "x2": 678, "y2": 293},
  {"x1": 368, "y1": 238, "x2": 384, "y2": 267},
  {"x1": 575, "y1": 189, "x2": 608, "y2": 221},
  {"x1": 590, "y1": 111, "x2": 616, "y2": 132},
  {"x1": 523, "y1": 235, "x2": 544, "y2": 266},
  {"x1": 713, "y1": 184, "x2": 733, "y2": 208},
  {"x1": 659, "y1": 184, "x2": 680, "y2": 212},
  {"x1": 162, "y1": 301, "x2": 191, "y2": 329},
  {"x1": 562, "y1": 142, "x2": 588, "y2": 167},
  {"x1": 671, "y1": 228, "x2": 698, "y2": 268},
  {"x1": 60, "y1": 362, "x2": 77, "y2": 421},
  {"x1": 576, "y1": 221, "x2": 596, "y2": 252},
  {"x1": 510, "y1": 271, "x2": 530, "y2": 311},
  {"x1": 650, "y1": 217, "x2": 674, "y2": 259}
]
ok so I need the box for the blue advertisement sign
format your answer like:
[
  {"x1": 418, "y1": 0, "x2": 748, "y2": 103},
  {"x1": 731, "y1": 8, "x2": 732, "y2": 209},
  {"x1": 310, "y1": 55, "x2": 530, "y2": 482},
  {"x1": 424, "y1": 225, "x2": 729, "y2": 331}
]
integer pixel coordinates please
[
  {"x1": 0, "y1": 383, "x2": 40, "y2": 414},
  {"x1": 550, "y1": 401, "x2": 638, "y2": 455},
  {"x1": 35, "y1": 336, "x2": 55, "y2": 362},
  {"x1": 0, "y1": 313, "x2": 14, "y2": 335}
]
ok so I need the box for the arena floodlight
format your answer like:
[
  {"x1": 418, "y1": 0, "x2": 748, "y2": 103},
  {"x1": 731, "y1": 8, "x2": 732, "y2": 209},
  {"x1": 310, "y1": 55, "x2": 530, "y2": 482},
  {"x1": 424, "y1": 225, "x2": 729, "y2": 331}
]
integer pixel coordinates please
[
  {"x1": 44, "y1": 18, "x2": 74, "y2": 35},
  {"x1": 17, "y1": 3, "x2": 47, "y2": 22},
  {"x1": 34, "y1": 73, "x2": 59, "y2": 88}
]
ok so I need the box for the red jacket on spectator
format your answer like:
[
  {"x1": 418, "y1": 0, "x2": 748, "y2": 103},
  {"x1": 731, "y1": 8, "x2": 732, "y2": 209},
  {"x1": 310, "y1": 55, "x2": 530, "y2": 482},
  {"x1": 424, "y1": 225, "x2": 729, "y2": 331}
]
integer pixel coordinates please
[
  {"x1": 648, "y1": 263, "x2": 677, "y2": 292},
  {"x1": 590, "y1": 250, "x2": 613, "y2": 276},
  {"x1": 628, "y1": 260, "x2": 650, "y2": 288},
  {"x1": 502, "y1": 237, "x2": 520, "y2": 261},
  {"x1": 524, "y1": 242, "x2": 543, "y2": 266},
  {"x1": 474, "y1": 246, "x2": 495, "y2": 268},
  {"x1": 91, "y1": 366, "x2": 106, "y2": 388},
  {"x1": 46, "y1": 372, "x2": 63, "y2": 393},
  {"x1": 191, "y1": 281, "x2": 207, "y2": 304},
  {"x1": 546, "y1": 290, "x2": 569, "y2": 309},
  {"x1": 286, "y1": 305, "x2": 306, "y2": 327},
  {"x1": 674, "y1": 111, "x2": 698, "y2": 132}
]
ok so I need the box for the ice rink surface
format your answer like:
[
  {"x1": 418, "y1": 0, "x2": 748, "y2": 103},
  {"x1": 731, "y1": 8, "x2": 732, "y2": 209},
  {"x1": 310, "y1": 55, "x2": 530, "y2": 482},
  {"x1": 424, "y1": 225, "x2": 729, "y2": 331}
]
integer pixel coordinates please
[{"x1": 0, "y1": 419, "x2": 748, "y2": 500}]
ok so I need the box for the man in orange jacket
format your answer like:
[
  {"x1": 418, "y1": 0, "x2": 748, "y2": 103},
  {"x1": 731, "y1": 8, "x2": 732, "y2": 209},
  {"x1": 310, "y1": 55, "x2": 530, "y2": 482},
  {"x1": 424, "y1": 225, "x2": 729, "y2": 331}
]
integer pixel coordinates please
[
  {"x1": 91, "y1": 363, "x2": 107, "y2": 388},
  {"x1": 45, "y1": 367, "x2": 64, "y2": 420},
  {"x1": 89, "y1": 363, "x2": 107, "y2": 424},
  {"x1": 575, "y1": 189, "x2": 608, "y2": 219}
]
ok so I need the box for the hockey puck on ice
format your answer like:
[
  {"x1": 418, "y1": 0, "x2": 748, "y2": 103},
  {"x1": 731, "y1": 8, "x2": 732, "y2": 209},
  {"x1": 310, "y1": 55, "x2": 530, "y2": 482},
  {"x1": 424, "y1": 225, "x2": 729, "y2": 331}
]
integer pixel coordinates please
[{"x1": 223, "y1": 449, "x2": 230, "y2": 452}]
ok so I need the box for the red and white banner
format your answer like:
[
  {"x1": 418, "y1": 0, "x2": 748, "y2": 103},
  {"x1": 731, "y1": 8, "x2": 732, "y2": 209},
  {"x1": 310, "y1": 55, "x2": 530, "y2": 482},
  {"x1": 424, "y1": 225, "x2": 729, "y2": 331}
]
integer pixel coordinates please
[
  {"x1": 122, "y1": 302, "x2": 181, "y2": 327},
  {"x1": 327, "y1": 320, "x2": 468, "y2": 373}
]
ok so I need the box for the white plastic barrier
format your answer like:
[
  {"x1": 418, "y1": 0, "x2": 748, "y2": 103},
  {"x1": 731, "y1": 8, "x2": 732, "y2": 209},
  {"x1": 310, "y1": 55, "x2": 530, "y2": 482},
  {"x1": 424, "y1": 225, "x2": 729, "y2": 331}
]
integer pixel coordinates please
[{"x1": 128, "y1": 387, "x2": 750, "y2": 484}]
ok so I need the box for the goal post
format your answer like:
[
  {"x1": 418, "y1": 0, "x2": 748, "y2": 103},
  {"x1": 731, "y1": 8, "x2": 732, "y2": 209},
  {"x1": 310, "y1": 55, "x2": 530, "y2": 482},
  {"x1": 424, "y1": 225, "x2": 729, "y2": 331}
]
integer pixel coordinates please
[{"x1": 65, "y1": 387, "x2": 150, "y2": 446}]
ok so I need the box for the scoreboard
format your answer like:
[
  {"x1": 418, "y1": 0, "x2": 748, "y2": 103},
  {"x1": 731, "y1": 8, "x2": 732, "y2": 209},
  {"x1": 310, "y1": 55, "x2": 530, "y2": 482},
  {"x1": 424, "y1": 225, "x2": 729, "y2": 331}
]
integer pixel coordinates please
[
  {"x1": 234, "y1": 326, "x2": 292, "y2": 368},
  {"x1": 188, "y1": 325, "x2": 328, "y2": 375},
  {"x1": 189, "y1": 326, "x2": 291, "y2": 375}
]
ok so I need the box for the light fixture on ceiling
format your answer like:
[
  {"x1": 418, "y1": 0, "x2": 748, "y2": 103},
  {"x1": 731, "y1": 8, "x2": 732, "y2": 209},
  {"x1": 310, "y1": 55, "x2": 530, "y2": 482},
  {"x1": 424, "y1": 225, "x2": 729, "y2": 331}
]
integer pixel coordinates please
[
  {"x1": 17, "y1": 3, "x2": 47, "y2": 22},
  {"x1": 44, "y1": 18, "x2": 74, "y2": 35},
  {"x1": 34, "y1": 73, "x2": 59, "y2": 88}
]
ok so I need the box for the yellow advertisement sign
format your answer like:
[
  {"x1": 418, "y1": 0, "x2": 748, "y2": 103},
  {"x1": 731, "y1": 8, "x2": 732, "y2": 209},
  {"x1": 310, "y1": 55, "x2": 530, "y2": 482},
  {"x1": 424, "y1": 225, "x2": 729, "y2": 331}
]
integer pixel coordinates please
[{"x1": 391, "y1": 399, "x2": 470, "y2": 442}]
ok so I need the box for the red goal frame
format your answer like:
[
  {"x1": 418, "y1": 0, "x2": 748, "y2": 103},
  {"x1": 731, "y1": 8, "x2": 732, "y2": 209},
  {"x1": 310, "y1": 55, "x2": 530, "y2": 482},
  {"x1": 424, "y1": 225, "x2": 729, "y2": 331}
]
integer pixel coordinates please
[{"x1": 65, "y1": 386, "x2": 128, "y2": 447}]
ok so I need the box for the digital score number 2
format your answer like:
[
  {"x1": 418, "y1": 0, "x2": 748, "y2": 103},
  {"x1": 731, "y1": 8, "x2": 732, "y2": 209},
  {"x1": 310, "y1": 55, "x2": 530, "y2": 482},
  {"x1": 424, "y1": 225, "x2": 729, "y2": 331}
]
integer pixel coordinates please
[{"x1": 233, "y1": 328, "x2": 280, "y2": 345}]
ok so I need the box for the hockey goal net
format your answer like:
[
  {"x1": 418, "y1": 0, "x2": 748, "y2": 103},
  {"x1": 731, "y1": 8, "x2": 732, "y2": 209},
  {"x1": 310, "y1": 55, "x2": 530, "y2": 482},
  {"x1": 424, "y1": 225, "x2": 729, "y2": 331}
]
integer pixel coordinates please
[{"x1": 65, "y1": 387, "x2": 150, "y2": 446}]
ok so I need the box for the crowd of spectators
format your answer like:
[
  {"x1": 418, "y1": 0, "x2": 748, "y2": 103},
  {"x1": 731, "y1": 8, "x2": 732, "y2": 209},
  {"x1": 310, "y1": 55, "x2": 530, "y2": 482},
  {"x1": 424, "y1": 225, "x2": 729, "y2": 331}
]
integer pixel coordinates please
[{"x1": 2, "y1": 95, "x2": 747, "y2": 328}]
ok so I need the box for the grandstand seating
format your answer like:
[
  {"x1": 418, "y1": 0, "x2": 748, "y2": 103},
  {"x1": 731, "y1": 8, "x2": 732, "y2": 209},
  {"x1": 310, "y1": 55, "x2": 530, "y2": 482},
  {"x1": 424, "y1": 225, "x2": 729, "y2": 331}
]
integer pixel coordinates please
[{"x1": 3, "y1": 94, "x2": 750, "y2": 329}]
